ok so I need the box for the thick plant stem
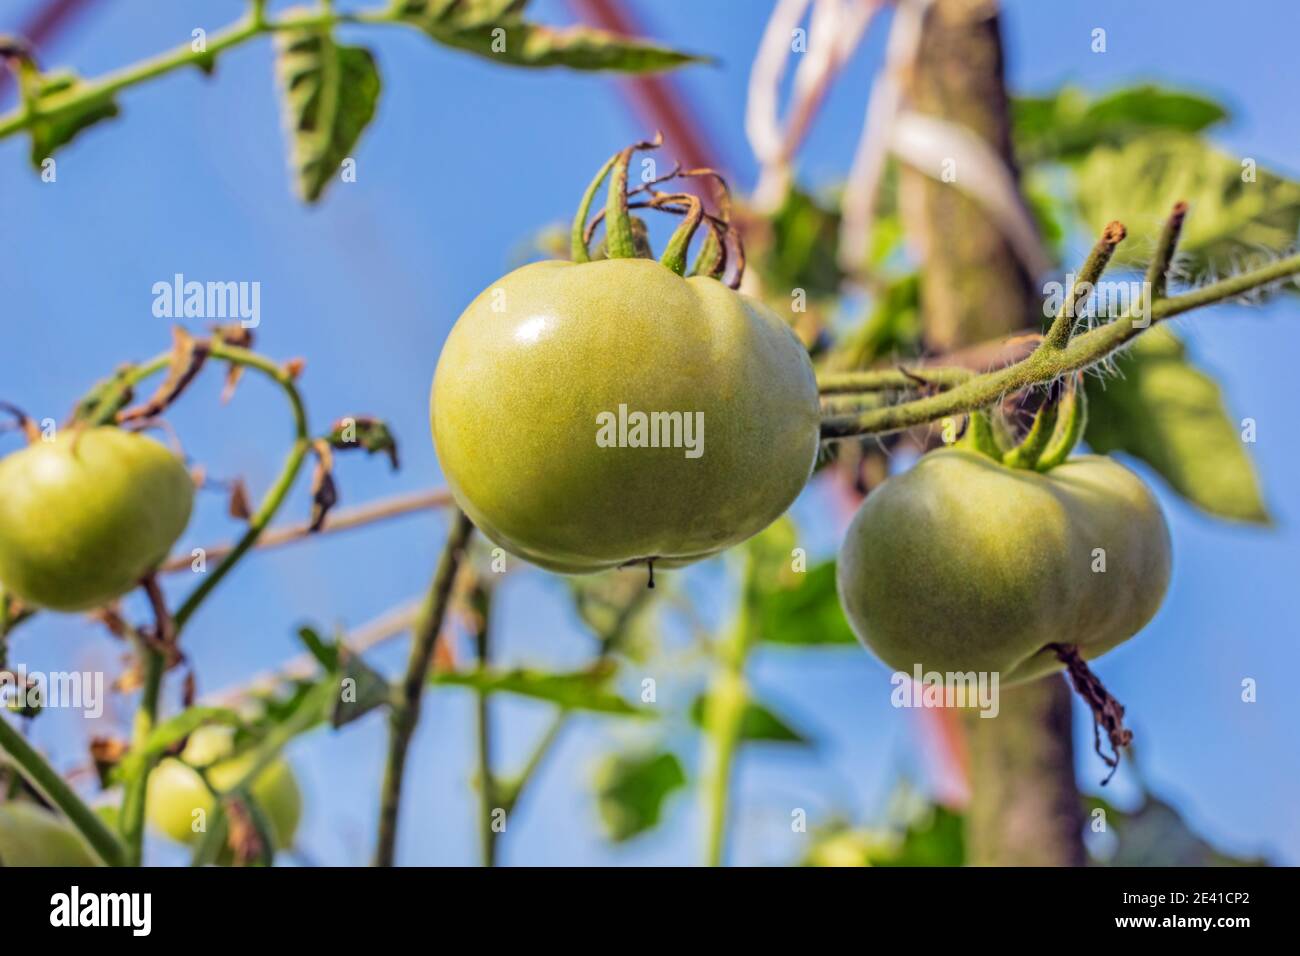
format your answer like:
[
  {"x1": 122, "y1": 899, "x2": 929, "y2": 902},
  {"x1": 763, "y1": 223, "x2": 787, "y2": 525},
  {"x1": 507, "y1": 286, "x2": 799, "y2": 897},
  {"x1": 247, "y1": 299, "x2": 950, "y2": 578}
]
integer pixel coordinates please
[
  {"x1": 701, "y1": 568, "x2": 755, "y2": 867},
  {"x1": 471, "y1": 580, "x2": 497, "y2": 867},
  {"x1": 817, "y1": 366, "x2": 973, "y2": 394},
  {"x1": 963, "y1": 677, "x2": 1086, "y2": 865},
  {"x1": 119, "y1": 639, "x2": 165, "y2": 866},
  {"x1": 0, "y1": 716, "x2": 127, "y2": 866},
  {"x1": 374, "y1": 510, "x2": 474, "y2": 867}
]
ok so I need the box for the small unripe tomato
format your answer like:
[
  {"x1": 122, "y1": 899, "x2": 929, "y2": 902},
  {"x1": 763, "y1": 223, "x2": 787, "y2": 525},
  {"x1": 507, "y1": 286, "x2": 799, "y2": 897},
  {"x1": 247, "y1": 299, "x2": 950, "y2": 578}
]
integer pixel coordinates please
[
  {"x1": 431, "y1": 258, "x2": 821, "y2": 573},
  {"x1": 146, "y1": 727, "x2": 301, "y2": 852},
  {"x1": 0, "y1": 427, "x2": 194, "y2": 611},
  {"x1": 0, "y1": 801, "x2": 101, "y2": 866},
  {"x1": 837, "y1": 449, "x2": 1171, "y2": 683}
]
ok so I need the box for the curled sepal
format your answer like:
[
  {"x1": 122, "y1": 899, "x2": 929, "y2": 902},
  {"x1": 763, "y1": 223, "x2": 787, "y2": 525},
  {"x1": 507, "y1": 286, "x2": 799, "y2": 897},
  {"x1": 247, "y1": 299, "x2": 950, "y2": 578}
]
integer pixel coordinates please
[
  {"x1": 570, "y1": 152, "x2": 617, "y2": 263},
  {"x1": 688, "y1": 223, "x2": 726, "y2": 278},
  {"x1": 603, "y1": 132, "x2": 663, "y2": 260},
  {"x1": 1034, "y1": 375, "x2": 1088, "y2": 471},
  {"x1": 1001, "y1": 389, "x2": 1061, "y2": 471},
  {"x1": 659, "y1": 194, "x2": 703, "y2": 275},
  {"x1": 956, "y1": 409, "x2": 1000, "y2": 460}
]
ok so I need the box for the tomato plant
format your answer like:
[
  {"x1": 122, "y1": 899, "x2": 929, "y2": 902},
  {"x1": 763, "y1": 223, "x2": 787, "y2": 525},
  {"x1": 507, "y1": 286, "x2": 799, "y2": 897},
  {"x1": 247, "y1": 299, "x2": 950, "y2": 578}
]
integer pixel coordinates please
[{"x1": 0, "y1": 0, "x2": 1296, "y2": 883}]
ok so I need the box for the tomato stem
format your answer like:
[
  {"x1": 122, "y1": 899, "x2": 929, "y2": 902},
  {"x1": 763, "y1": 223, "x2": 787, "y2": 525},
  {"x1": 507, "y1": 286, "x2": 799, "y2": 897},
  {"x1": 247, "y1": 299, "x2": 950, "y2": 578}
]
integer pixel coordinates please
[
  {"x1": 570, "y1": 153, "x2": 617, "y2": 263},
  {"x1": 602, "y1": 133, "x2": 663, "y2": 260}
]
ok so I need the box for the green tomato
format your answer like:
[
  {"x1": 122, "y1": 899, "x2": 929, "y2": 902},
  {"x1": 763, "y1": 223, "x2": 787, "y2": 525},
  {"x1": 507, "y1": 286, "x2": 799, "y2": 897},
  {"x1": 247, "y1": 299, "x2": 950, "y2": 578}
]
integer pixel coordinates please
[
  {"x1": 836, "y1": 449, "x2": 1171, "y2": 684},
  {"x1": 0, "y1": 426, "x2": 194, "y2": 612},
  {"x1": 431, "y1": 258, "x2": 821, "y2": 573},
  {"x1": 146, "y1": 727, "x2": 301, "y2": 852},
  {"x1": 0, "y1": 801, "x2": 102, "y2": 866}
]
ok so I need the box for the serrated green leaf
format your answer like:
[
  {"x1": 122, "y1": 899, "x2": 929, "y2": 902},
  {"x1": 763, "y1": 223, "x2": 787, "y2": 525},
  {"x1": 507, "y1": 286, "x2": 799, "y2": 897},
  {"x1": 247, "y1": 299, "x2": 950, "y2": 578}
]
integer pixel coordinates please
[
  {"x1": 754, "y1": 560, "x2": 857, "y2": 646},
  {"x1": 689, "y1": 694, "x2": 811, "y2": 745},
  {"x1": 26, "y1": 71, "x2": 120, "y2": 167},
  {"x1": 593, "y1": 750, "x2": 685, "y2": 842},
  {"x1": 408, "y1": 15, "x2": 704, "y2": 72},
  {"x1": 1014, "y1": 84, "x2": 1227, "y2": 165},
  {"x1": 275, "y1": 29, "x2": 380, "y2": 202},
  {"x1": 432, "y1": 666, "x2": 651, "y2": 716},
  {"x1": 1074, "y1": 132, "x2": 1300, "y2": 280},
  {"x1": 1086, "y1": 328, "x2": 1268, "y2": 523}
]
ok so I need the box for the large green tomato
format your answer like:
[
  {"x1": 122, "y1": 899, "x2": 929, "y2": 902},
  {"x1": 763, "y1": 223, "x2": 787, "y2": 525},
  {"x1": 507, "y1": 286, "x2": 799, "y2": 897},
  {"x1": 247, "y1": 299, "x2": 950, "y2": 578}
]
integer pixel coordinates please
[
  {"x1": 431, "y1": 258, "x2": 821, "y2": 573},
  {"x1": 147, "y1": 727, "x2": 301, "y2": 852},
  {"x1": 836, "y1": 449, "x2": 1171, "y2": 684},
  {"x1": 0, "y1": 802, "x2": 101, "y2": 866},
  {"x1": 0, "y1": 427, "x2": 194, "y2": 612}
]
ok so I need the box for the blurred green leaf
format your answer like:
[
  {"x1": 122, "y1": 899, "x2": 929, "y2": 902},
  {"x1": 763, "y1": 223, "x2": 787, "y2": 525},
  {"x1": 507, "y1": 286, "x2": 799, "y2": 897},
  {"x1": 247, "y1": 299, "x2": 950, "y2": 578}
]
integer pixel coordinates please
[
  {"x1": 752, "y1": 560, "x2": 857, "y2": 646},
  {"x1": 759, "y1": 187, "x2": 845, "y2": 300},
  {"x1": 689, "y1": 694, "x2": 811, "y2": 745},
  {"x1": 401, "y1": 0, "x2": 703, "y2": 72},
  {"x1": 1014, "y1": 85, "x2": 1227, "y2": 165},
  {"x1": 593, "y1": 750, "x2": 686, "y2": 842},
  {"x1": 803, "y1": 806, "x2": 965, "y2": 866},
  {"x1": 433, "y1": 666, "x2": 651, "y2": 716},
  {"x1": 330, "y1": 646, "x2": 392, "y2": 729},
  {"x1": 834, "y1": 274, "x2": 921, "y2": 370},
  {"x1": 1086, "y1": 328, "x2": 1268, "y2": 523},
  {"x1": 26, "y1": 71, "x2": 119, "y2": 167},
  {"x1": 1087, "y1": 793, "x2": 1267, "y2": 866},
  {"x1": 295, "y1": 626, "x2": 338, "y2": 671},
  {"x1": 1074, "y1": 132, "x2": 1300, "y2": 280},
  {"x1": 275, "y1": 29, "x2": 380, "y2": 202}
]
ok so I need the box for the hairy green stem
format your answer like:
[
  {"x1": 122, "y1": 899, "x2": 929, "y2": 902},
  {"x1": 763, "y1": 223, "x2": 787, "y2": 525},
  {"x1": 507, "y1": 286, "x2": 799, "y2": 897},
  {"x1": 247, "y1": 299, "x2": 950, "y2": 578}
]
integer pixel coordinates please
[
  {"x1": 818, "y1": 366, "x2": 974, "y2": 394},
  {"x1": 1041, "y1": 221, "x2": 1126, "y2": 351},
  {"x1": 0, "y1": 716, "x2": 127, "y2": 866},
  {"x1": 375, "y1": 509, "x2": 474, "y2": 867},
  {"x1": 1145, "y1": 202, "x2": 1188, "y2": 303},
  {"x1": 820, "y1": 254, "x2": 1300, "y2": 440}
]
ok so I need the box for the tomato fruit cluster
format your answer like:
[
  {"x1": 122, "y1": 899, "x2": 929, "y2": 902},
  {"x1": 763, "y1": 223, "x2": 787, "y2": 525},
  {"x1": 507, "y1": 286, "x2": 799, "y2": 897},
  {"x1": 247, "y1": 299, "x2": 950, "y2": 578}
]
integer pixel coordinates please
[{"x1": 147, "y1": 726, "x2": 301, "y2": 854}]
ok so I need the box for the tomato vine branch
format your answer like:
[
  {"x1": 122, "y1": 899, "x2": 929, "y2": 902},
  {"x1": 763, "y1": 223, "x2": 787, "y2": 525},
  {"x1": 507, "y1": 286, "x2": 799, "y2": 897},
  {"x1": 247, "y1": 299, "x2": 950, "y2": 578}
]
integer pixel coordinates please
[
  {"x1": 819, "y1": 232, "x2": 1300, "y2": 440},
  {"x1": 375, "y1": 508, "x2": 474, "y2": 867}
]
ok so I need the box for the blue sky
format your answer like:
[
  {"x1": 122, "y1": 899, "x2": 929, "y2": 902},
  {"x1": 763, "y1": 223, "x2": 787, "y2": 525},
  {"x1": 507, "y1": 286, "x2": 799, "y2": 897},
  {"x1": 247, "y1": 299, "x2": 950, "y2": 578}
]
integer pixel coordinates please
[{"x1": 1, "y1": 0, "x2": 1296, "y2": 865}]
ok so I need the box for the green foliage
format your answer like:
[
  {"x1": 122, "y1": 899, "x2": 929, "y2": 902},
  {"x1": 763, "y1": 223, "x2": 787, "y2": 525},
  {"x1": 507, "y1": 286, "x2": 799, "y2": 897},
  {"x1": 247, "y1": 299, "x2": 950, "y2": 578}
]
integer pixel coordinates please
[
  {"x1": 1087, "y1": 793, "x2": 1267, "y2": 866},
  {"x1": 24, "y1": 71, "x2": 120, "y2": 167},
  {"x1": 1075, "y1": 133, "x2": 1300, "y2": 279},
  {"x1": 1013, "y1": 85, "x2": 1227, "y2": 165},
  {"x1": 832, "y1": 274, "x2": 922, "y2": 375},
  {"x1": 760, "y1": 187, "x2": 845, "y2": 300},
  {"x1": 689, "y1": 694, "x2": 811, "y2": 745},
  {"x1": 803, "y1": 804, "x2": 965, "y2": 867},
  {"x1": 400, "y1": 0, "x2": 704, "y2": 72},
  {"x1": 1086, "y1": 328, "x2": 1268, "y2": 523},
  {"x1": 753, "y1": 560, "x2": 857, "y2": 646},
  {"x1": 275, "y1": 29, "x2": 381, "y2": 203},
  {"x1": 110, "y1": 707, "x2": 242, "y2": 784},
  {"x1": 593, "y1": 750, "x2": 686, "y2": 842},
  {"x1": 433, "y1": 666, "x2": 651, "y2": 716}
]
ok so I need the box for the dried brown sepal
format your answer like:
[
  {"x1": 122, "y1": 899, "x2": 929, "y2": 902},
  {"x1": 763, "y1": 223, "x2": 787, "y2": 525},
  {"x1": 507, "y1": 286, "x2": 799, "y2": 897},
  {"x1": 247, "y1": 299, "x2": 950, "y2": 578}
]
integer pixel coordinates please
[
  {"x1": 308, "y1": 440, "x2": 338, "y2": 533},
  {"x1": 0, "y1": 401, "x2": 40, "y2": 444},
  {"x1": 117, "y1": 327, "x2": 209, "y2": 424},
  {"x1": 1048, "y1": 642, "x2": 1133, "y2": 785},
  {"x1": 89, "y1": 736, "x2": 129, "y2": 787},
  {"x1": 223, "y1": 796, "x2": 265, "y2": 867},
  {"x1": 227, "y1": 477, "x2": 252, "y2": 522}
]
